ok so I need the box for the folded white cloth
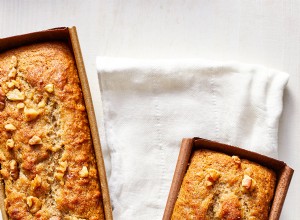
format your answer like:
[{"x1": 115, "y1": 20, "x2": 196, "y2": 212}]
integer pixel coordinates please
[{"x1": 96, "y1": 57, "x2": 289, "y2": 220}]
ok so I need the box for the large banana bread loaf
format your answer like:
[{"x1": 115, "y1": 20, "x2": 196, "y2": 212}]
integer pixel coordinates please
[
  {"x1": 172, "y1": 149, "x2": 276, "y2": 220},
  {"x1": 0, "y1": 42, "x2": 104, "y2": 219}
]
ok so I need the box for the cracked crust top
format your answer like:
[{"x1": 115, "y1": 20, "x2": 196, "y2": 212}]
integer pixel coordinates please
[
  {"x1": 172, "y1": 149, "x2": 276, "y2": 220},
  {"x1": 0, "y1": 42, "x2": 104, "y2": 219}
]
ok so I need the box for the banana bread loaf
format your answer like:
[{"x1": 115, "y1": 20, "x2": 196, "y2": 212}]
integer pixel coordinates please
[
  {"x1": 172, "y1": 149, "x2": 276, "y2": 220},
  {"x1": 0, "y1": 42, "x2": 104, "y2": 219}
]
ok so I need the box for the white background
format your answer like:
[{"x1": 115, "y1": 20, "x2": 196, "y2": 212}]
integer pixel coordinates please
[{"x1": 1, "y1": 0, "x2": 299, "y2": 219}]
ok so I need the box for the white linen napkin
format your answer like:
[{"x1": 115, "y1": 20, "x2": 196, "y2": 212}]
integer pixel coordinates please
[{"x1": 96, "y1": 57, "x2": 289, "y2": 220}]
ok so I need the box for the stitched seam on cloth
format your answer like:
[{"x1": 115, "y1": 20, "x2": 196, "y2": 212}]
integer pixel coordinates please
[
  {"x1": 210, "y1": 68, "x2": 219, "y2": 139},
  {"x1": 98, "y1": 74, "x2": 119, "y2": 211},
  {"x1": 267, "y1": 72, "x2": 274, "y2": 156},
  {"x1": 267, "y1": 72, "x2": 277, "y2": 157},
  {"x1": 153, "y1": 74, "x2": 167, "y2": 218},
  {"x1": 98, "y1": 75, "x2": 113, "y2": 152}
]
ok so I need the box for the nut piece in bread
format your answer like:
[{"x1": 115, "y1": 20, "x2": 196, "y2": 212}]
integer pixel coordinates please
[
  {"x1": 28, "y1": 135, "x2": 42, "y2": 145},
  {"x1": 6, "y1": 89, "x2": 24, "y2": 101},
  {"x1": 24, "y1": 107, "x2": 39, "y2": 121},
  {"x1": 44, "y1": 84, "x2": 54, "y2": 93},
  {"x1": 6, "y1": 139, "x2": 14, "y2": 149},
  {"x1": 26, "y1": 196, "x2": 42, "y2": 214},
  {"x1": 4, "y1": 123, "x2": 16, "y2": 131},
  {"x1": 16, "y1": 102, "x2": 25, "y2": 109},
  {"x1": 79, "y1": 166, "x2": 89, "y2": 178}
]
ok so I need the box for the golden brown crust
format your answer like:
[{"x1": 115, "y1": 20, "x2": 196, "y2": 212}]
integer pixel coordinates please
[
  {"x1": 171, "y1": 149, "x2": 276, "y2": 220},
  {"x1": 0, "y1": 42, "x2": 104, "y2": 219}
]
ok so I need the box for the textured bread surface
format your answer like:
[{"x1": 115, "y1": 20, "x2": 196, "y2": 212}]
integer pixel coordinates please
[
  {"x1": 0, "y1": 42, "x2": 104, "y2": 219},
  {"x1": 172, "y1": 149, "x2": 276, "y2": 220}
]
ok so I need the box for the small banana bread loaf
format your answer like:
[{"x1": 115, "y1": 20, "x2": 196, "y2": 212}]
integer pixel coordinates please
[
  {"x1": 172, "y1": 149, "x2": 276, "y2": 220},
  {"x1": 0, "y1": 42, "x2": 104, "y2": 219}
]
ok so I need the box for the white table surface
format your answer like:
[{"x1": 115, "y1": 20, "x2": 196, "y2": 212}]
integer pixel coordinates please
[{"x1": 1, "y1": 1, "x2": 299, "y2": 219}]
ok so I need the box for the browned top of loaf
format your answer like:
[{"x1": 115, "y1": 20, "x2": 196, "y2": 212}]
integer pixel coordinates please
[
  {"x1": 0, "y1": 42, "x2": 104, "y2": 219},
  {"x1": 172, "y1": 149, "x2": 276, "y2": 220}
]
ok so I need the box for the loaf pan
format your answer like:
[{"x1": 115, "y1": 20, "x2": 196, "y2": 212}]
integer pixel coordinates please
[
  {"x1": 163, "y1": 137, "x2": 293, "y2": 220},
  {"x1": 0, "y1": 27, "x2": 112, "y2": 220}
]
